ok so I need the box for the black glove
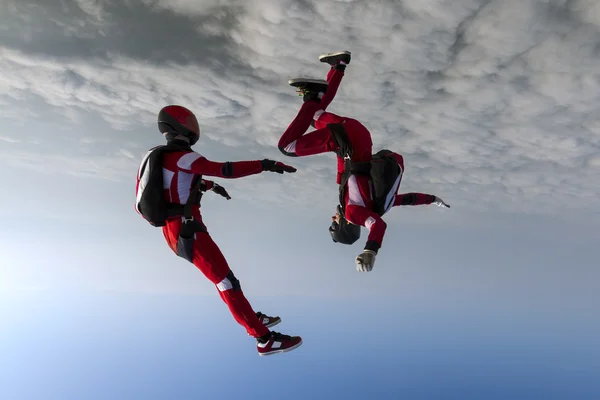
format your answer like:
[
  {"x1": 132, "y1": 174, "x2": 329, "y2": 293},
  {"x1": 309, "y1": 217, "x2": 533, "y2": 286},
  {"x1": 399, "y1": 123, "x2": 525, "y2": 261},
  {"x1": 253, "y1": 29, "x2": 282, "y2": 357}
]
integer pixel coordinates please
[
  {"x1": 212, "y1": 183, "x2": 231, "y2": 200},
  {"x1": 261, "y1": 159, "x2": 297, "y2": 174}
]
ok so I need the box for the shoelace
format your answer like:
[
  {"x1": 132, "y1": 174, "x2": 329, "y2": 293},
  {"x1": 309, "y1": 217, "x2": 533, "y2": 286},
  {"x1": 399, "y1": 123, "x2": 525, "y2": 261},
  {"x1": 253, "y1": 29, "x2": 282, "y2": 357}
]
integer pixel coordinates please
[{"x1": 270, "y1": 331, "x2": 290, "y2": 341}]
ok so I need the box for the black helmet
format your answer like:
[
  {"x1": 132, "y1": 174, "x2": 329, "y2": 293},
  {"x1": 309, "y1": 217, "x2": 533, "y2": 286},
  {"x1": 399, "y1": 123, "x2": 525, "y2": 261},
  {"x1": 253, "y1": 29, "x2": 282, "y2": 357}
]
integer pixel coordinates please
[
  {"x1": 329, "y1": 206, "x2": 361, "y2": 245},
  {"x1": 158, "y1": 105, "x2": 200, "y2": 145}
]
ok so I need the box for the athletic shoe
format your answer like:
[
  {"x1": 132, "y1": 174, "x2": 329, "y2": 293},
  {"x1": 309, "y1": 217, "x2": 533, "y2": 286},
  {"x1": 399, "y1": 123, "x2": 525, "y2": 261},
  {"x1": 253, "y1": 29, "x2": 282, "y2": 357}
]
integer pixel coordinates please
[
  {"x1": 319, "y1": 50, "x2": 351, "y2": 66},
  {"x1": 256, "y1": 311, "x2": 281, "y2": 328},
  {"x1": 257, "y1": 331, "x2": 303, "y2": 356}
]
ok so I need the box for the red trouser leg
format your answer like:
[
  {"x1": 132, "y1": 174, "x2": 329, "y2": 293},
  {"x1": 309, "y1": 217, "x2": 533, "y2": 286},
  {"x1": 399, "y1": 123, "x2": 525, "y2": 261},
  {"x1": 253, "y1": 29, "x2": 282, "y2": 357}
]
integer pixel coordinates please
[
  {"x1": 192, "y1": 233, "x2": 269, "y2": 338},
  {"x1": 314, "y1": 67, "x2": 346, "y2": 129},
  {"x1": 313, "y1": 68, "x2": 373, "y2": 159},
  {"x1": 278, "y1": 100, "x2": 338, "y2": 157},
  {"x1": 278, "y1": 67, "x2": 347, "y2": 157},
  {"x1": 164, "y1": 221, "x2": 269, "y2": 338},
  {"x1": 313, "y1": 111, "x2": 346, "y2": 129},
  {"x1": 319, "y1": 67, "x2": 344, "y2": 110}
]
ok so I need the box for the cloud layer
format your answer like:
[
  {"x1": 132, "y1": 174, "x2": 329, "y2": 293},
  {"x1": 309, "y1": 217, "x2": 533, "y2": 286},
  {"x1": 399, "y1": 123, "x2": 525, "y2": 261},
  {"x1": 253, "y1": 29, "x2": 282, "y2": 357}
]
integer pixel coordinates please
[{"x1": 1, "y1": 0, "x2": 600, "y2": 216}]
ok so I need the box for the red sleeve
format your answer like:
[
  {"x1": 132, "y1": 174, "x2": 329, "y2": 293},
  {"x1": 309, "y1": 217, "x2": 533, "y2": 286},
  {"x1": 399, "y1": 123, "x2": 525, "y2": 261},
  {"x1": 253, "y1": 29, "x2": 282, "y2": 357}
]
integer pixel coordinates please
[
  {"x1": 345, "y1": 205, "x2": 387, "y2": 253},
  {"x1": 336, "y1": 155, "x2": 344, "y2": 184},
  {"x1": 394, "y1": 193, "x2": 436, "y2": 206},
  {"x1": 178, "y1": 152, "x2": 263, "y2": 178}
]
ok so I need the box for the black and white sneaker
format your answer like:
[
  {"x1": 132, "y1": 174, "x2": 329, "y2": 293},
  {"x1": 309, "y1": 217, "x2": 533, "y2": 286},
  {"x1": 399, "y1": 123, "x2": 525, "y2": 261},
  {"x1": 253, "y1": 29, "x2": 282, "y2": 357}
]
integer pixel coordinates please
[
  {"x1": 256, "y1": 311, "x2": 281, "y2": 328},
  {"x1": 256, "y1": 331, "x2": 303, "y2": 356},
  {"x1": 288, "y1": 78, "x2": 328, "y2": 100},
  {"x1": 289, "y1": 78, "x2": 328, "y2": 93},
  {"x1": 319, "y1": 51, "x2": 351, "y2": 66}
]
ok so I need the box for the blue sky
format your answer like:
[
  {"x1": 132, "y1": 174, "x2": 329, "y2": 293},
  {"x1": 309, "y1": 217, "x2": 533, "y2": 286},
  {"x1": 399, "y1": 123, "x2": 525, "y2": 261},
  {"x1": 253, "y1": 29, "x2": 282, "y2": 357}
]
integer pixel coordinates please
[{"x1": 1, "y1": 0, "x2": 600, "y2": 399}]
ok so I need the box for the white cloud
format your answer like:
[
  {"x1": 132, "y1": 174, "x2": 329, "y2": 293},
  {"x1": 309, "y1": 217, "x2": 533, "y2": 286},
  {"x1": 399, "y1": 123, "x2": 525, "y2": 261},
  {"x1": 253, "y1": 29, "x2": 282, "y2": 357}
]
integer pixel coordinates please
[
  {"x1": 1, "y1": 0, "x2": 600, "y2": 216},
  {"x1": 144, "y1": 0, "x2": 243, "y2": 16},
  {"x1": 0, "y1": 136, "x2": 19, "y2": 143},
  {"x1": 0, "y1": 148, "x2": 138, "y2": 182}
]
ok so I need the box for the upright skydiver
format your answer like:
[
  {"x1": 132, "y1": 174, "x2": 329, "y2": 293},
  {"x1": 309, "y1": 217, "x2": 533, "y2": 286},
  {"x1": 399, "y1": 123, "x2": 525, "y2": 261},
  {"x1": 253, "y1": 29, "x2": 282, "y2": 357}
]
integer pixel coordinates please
[
  {"x1": 135, "y1": 105, "x2": 303, "y2": 356},
  {"x1": 278, "y1": 51, "x2": 450, "y2": 272}
]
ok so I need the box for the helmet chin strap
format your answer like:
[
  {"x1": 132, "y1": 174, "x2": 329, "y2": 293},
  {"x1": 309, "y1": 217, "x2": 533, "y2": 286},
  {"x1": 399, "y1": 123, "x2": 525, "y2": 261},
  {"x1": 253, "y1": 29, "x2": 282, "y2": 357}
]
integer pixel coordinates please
[{"x1": 164, "y1": 132, "x2": 195, "y2": 145}]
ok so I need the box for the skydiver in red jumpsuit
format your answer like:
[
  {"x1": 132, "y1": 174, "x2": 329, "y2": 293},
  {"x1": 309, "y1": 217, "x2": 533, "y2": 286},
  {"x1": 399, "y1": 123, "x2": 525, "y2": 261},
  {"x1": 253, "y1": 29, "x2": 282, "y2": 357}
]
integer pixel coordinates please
[
  {"x1": 278, "y1": 51, "x2": 450, "y2": 272},
  {"x1": 135, "y1": 105, "x2": 302, "y2": 356}
]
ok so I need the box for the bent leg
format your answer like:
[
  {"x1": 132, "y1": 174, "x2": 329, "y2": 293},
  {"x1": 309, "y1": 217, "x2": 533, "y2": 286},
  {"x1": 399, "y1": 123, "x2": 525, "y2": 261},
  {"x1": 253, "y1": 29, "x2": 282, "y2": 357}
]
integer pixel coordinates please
[
  {"x1": 278, "y1": 100, "x2": 323, "y2": 156},
  {"x1": 278, "y1": 99, "x2": 338, "y2": 157},
  {"x1": 280, "y1": 126, "x2": 338, "y2": 157},
  {"x1": 280, "y1": 63, "x2": 347, "y2": 154}
]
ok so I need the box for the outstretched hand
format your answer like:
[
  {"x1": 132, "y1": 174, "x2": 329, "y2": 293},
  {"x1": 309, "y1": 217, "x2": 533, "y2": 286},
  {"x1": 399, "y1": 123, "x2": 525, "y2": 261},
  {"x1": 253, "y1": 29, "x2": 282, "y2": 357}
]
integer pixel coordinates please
[
  {"x1": 261, "y1": 159, "x2": 297, "y2": 174},
  {"x1": 212, "y1": 183, "x2": 231, "y2": 200},
  {"x1": 356, "y1": 250, "x2": 377, "y2": 272},
  {"x1": 433, "y1": 196, "x2": 450, "y2": 208}
]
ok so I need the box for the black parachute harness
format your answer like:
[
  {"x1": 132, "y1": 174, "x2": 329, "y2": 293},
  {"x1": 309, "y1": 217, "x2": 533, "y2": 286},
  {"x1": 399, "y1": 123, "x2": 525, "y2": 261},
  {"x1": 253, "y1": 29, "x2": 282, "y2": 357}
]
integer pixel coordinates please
[
  {"x1": 326, "y1": 122, "x2": 367, "y2": 245},
  {"x1": 178, "y1": 176, "x2": 207, "y2": 235},
  {"x1": 175, "y1": 182, "x2": 208, "y2": 263},
  {"x1": 159, "y1": 141, "x2": 206, "y2": 223},
  {"x1": 163, "y1": 142, "x2": 209, "y2": 262},
  {"x1": 136, "y1": 139, "x2": 208, "y2": 237},
  {"x1": 327, "y1": 122, "x2": 372, "y2": 217},
  {"x1": 326, "y1": 123, "x2": 402, "y2": 250}
]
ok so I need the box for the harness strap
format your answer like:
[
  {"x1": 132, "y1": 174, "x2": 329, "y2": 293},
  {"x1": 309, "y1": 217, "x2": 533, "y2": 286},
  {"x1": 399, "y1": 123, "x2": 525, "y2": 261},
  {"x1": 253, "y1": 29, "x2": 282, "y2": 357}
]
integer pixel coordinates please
[
  {"x1": 161, "y1": 141, "x2": 205, "y2": 221},
  {"x1": 183, "y1": 176, "x2": 204, "y2": 221},
  {"x1": 164, "y1": 181, "x2": 202, "y2": 219},
  {"x1": 327, "y1": 123, "x2": 353, "y2": 159}
]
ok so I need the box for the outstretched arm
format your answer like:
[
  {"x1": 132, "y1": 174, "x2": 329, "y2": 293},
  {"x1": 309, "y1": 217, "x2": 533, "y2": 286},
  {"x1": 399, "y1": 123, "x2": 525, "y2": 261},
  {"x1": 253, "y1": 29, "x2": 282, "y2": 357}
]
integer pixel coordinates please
[
  {"x1": 180, "y1": 154, "x2": 261, "y2": 178},
  {"x1": 344, "y1": 205, "x2": 387, "y2": 254},
  {"x1": 394, "y1": 193, "x2": 436, "y2": 206},
  {"x1": 345, "y1": 204, "x2": 388, "y2": 273},
  {"x1": 395, "y1": 193, "x2": 450, "y2": 208},
  {"x1": 388, "y1": 151, "x2": 449, "y2": 208},
  {"x1": 178, "y1": 152, "x2": 295, "y2": 178}
]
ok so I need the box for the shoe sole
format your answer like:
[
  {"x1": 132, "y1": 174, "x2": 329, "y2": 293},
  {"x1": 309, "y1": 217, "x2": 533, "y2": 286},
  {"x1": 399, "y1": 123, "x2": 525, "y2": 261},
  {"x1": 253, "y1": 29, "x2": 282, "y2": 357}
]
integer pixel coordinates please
[
  {"x1": 258, "y1": 339, "x2": 303, "y2": 357},
  {"x1": 319, "y1": 51, "x2": 351, "y2": 63},
  {"x1": 288, "y1": 78, "x2": 329, "y2": 87}
]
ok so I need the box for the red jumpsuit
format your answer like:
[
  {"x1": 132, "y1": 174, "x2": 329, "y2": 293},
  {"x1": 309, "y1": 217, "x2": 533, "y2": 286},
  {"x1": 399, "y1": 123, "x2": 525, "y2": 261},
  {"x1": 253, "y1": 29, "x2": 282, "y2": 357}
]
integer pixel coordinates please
[
  {"x1": 278, "y1": 67, "x2": 436, "y2": 253},
  {"x1": 138, "y1": 150, "x2": 270, "y2": 338}
]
